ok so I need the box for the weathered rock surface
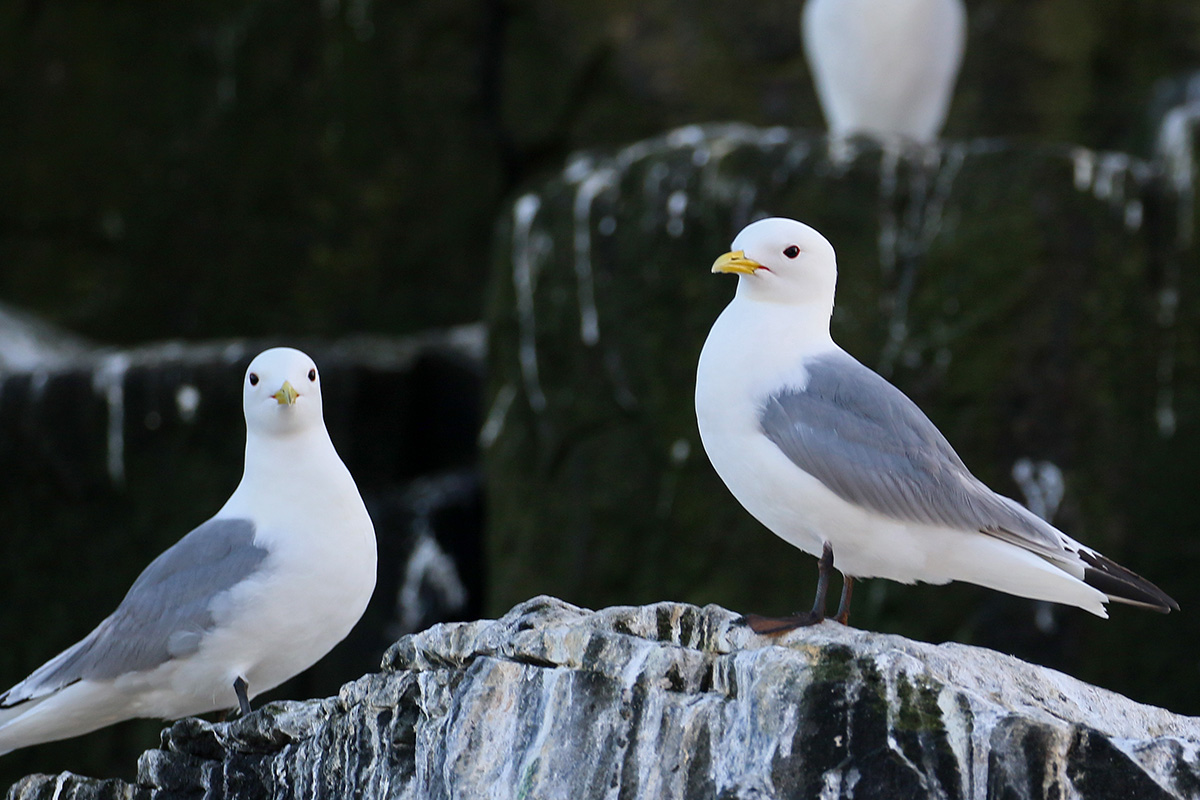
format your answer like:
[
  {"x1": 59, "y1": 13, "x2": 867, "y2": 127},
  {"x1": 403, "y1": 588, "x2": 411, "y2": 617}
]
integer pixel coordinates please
[
  {"x1": 0, "y1": 302, "x2": 92, "y2": 372},
  {"x1": 7, "y1": 4, "x2": 1200, "y2": 344},
  {"x1": 8, "y1": 597, "x2": 1199, "y2": 799}
]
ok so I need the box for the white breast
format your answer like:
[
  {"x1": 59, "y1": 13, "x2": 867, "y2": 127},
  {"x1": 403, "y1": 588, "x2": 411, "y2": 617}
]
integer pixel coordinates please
[
  {"x1": 696, "y1": 299, "x2": 844, "y2": 560},
  {"x1": 166, "y1": 434, "x2": 377, "y2": 713}
]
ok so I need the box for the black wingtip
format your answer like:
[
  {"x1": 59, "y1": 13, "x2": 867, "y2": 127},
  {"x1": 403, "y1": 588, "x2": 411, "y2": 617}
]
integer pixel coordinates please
[{"x1": 1079, "y1": 550, "x2": 1179, "y2": 613}]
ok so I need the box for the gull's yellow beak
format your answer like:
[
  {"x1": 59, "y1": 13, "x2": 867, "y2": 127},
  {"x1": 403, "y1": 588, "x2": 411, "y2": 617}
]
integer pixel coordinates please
[
  {"x1": 272, "y1": 380, "x2": 299, "y2": 406},
  {"x1": 711, "y1": 250, "x2": 763, "y2": 275}
]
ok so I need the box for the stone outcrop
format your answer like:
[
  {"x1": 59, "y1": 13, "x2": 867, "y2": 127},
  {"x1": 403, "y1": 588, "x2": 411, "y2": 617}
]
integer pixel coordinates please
[
  {"x1": 6, "y1": 4, "x2": 1200, "y2": 343},
  {"x1": 9, "y1": 597, "x2": 1199, "y2": 799},
  {"x1": 0, "y1": 302, "x2": 92, "y2": 372}
]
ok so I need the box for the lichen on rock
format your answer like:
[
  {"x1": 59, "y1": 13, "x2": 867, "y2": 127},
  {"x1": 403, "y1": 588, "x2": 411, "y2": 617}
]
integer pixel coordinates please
[{"x1": 8, "y1": 596, "x2": 1200, "y2": 799}]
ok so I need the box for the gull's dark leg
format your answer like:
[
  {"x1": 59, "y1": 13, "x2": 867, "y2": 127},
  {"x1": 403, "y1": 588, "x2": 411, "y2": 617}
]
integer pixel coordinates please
[
  {"x1": 742, "y1": 542, "x2": 836, "y2": 635},
  {"x1": 835, "y1": 575, "x2": 854, "y2": 625},
  {"x1": 233, "y1": 676, "x2": 252, "y2": 716},
  {"x1": 808, "y1": 543, "x2": 834, "y2": 618}
]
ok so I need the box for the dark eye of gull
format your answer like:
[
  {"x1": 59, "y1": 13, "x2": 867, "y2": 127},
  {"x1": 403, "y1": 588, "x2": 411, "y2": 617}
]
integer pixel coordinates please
[
  {"x1": 308, "y1": 369, "x2": 317, "y2": 382},
  {"x1": 783, "y1": 245, "x2": 800, "y2": 259},
  {"x1": 248, "y1": 373, "x2": 259, "y2": 386}
]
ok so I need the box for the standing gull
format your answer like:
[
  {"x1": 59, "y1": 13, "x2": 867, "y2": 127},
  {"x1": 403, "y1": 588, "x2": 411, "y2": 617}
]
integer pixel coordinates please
[
  {"x1": 0, "y1": 347, "x2": 377, "y2": 753},
  {"x1": 803, "y1": 0, "x2": 966, "y2": 143},
  {"x1": 695, "y1": 217, "x2": 1177, "y2": 632}
]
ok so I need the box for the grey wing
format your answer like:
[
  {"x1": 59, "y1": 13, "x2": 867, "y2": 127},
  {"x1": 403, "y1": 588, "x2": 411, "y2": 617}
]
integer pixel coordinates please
[
  {"x1": 1, "y1": 518, "x2": 269, "y2": 707},
  {"x1": 759, "y1": 350, "x2": 1065, "y2": 550},
  {"x1": 760, "y1": 351, "x2": 1178, "y2": 612}
]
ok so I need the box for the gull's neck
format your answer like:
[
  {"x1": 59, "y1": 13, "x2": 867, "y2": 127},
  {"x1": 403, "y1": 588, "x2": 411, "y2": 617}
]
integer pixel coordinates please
[
  {"x1": 244, "y1": 425, "x2": 340, "y2": 478},
  {"x1": 729, "y1": 292, "x2": 836, "y2": 351},
  {"x1": 219, "y1": 425, "x2": 355, "y2": 521},
  {"x1": 698, "y1": 293, "x2": 839, "y2": 412}
]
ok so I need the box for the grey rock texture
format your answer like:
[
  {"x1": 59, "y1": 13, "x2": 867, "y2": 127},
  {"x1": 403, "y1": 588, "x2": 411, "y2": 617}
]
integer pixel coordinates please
[
  {"x1": 6, "y1": 3, "x2": 1200, "y2": 344},
  {"x1": 0, "y1": 302, "x2": 92, "y2": 373},
  {"x1": 9, "y1": 597, "x2": 1200, "y2": 799}
]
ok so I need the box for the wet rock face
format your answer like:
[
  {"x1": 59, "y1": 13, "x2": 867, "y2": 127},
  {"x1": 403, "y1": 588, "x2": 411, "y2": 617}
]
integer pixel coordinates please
[
  {"x1": 0, "y1": 330, "x2": 484, "y2": 787},
  {"x1": 483, "y1": 122, "x2": 1200, "y2": 711},
  {"x1": 8, "y1": 3, "x2": 1200, "y2": 346},
  {"x1": 9, "y1": 597, "x2": 1200, "y2": 799}
]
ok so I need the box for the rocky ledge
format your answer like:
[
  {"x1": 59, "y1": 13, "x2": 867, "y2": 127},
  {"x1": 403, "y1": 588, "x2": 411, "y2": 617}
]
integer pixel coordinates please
[{"x1": 8, "y1": 596, "x2": 1200, "y2": 799}]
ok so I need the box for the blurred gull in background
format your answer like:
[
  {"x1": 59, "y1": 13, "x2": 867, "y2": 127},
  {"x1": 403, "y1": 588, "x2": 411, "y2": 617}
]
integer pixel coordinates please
[{"x1": 802, "y1": 0, "x2": 966, "y2": 143}]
